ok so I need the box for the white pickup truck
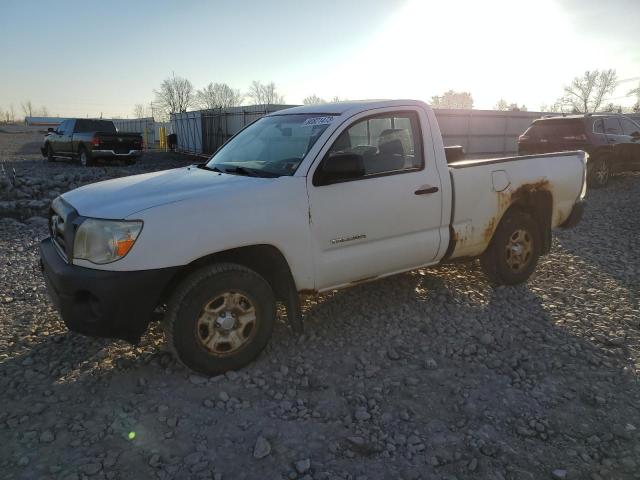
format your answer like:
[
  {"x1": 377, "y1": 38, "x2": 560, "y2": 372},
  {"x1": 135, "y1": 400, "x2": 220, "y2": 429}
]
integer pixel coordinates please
[{"x1": 40, "y1": 100, "x2": 587, "y2": 374}]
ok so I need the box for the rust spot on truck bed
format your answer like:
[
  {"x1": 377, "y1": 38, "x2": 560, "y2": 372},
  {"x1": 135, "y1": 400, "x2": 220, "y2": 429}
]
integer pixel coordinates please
[
  {"x1": 510, "y1": 179, "x2": 550, "y2": 201},
  {"x1": 485, "y1": 179, "x2": 552, "y2": 243}
]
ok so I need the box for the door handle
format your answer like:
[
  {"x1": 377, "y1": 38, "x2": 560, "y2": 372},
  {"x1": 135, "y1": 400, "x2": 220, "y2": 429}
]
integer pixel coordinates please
[{"x1": 414, "y1": 186, "x2": 439, "y2": 195}]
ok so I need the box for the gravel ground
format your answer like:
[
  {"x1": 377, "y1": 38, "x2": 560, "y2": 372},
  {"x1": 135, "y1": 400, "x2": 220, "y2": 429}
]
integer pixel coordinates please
[{"x1": 0, "y1": 130, "x2": 639, "y2": 479}]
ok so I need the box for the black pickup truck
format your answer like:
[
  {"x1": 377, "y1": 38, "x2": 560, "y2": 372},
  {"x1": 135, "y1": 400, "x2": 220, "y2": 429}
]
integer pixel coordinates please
[{"x1": 42, "y1": 119, "x2": 143, "y2": 166}]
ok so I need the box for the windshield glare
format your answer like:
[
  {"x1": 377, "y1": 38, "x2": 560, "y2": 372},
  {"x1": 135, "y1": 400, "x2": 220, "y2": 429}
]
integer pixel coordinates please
[{"x1": 206, "y1": 114, "x2": 334, "y2": 177}]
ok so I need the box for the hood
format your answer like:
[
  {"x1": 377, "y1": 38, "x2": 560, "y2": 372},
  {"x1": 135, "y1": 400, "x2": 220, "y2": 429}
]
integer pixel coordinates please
[{"x1": 62, "y1": 166, "x2": 272, "y2": 218}]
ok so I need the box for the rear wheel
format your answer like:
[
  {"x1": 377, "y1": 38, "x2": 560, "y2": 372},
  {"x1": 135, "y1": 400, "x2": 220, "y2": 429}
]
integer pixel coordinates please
[
  {"x1": 480, "y1": 209, "x2": 541, "y2": 286},
  {"x1": 163, "y1": 263, "x2": 276, "y2": 375},
  {"x1": 79, "y1": 147, "x2": 93, "y2": 167},
  {"x1": 588, "y1": 156, "x2": 610, "y2": 188},
  {"x1": 46, "y1": 144, "x2": 55, "y2": 162}
]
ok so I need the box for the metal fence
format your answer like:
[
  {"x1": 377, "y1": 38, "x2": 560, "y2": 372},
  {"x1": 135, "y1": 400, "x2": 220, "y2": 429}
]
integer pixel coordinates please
[
  {"x1": 170, "y1": 105, "x2": 296, "y2": 156},
  {"x1": 169, "y1": 106, "x2": 640, "y2": 158}
]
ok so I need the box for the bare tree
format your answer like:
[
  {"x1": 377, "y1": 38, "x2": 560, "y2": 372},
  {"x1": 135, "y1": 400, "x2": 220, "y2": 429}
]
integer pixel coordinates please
[
  {"x1": 21, "y1": 100, "x2": 34, "y2": 118},
  {"x1": 247, "y1": 81, "x2": 285, "y2": 106},
  {"x1": 303, "y1": 94, "x2": 326, "y2": 105},
  {"x1": 430, "y1": 90, "x2": 474, "y2": 109},
  {"x1": 133, "y1": 103, "x2": 148, "y2": 118},
  {"x1": 629, "y1": 83, "x2": 640, "y2": 112},
  {"x1": 196, "y1": 83, "x2": 244, "y2": 109},
  {"x1": 7, "y1": 104, "x2": 15, "y2": 123},
  {"x1": 39, "y1": 106, "x2": 49, "y2": 116},
  {"x1": 494, "y1": 99, "x2": 509, "y2": 111},
  {"x1": 561, "y1": 69, "x2": 617, "y2": 113},
  {"x1": 154, "y1": 74, "x2": 195, "y2": 116}
]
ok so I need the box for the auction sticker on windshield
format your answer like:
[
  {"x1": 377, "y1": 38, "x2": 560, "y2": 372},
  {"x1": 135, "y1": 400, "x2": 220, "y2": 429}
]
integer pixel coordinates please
[{"x1": 302, "y1": 116, "x2": 334, "y2": 127}]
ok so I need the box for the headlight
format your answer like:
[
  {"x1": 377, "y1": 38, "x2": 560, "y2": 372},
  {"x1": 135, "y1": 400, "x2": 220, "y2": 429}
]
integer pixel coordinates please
[{"x1": 74, "y1": 219, "x2": 143, "y2": 264}]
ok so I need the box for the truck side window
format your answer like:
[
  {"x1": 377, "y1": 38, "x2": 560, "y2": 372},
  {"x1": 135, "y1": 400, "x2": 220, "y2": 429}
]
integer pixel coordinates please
[
  {"x1": 57, "y1": 120, "x2": 67, "y2": 134},
  {"x1": 327, "y1": 111, "x2": 423, "y2": 176},
  {"x1": 620, "y1": 118, "x2": 640, "y2": 136},
  {"x1": 593, "y1": 119, "x2": 604, "y2": 134},
  {"x1": 603, "y1": 118, "x2": 622, "y2": 135}
]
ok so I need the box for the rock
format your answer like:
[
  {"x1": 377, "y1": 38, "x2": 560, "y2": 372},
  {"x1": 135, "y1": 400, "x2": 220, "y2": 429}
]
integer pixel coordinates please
[
  {"x1": 354, "y1": 408, "x2": 371, "y2": 421},
  {"x1": 551, "y1": 469, "x2": 567, "y2": 479},
  {"x1": 39, "y1": 430, "x2": 55, "y2": 443},
  {"x1": 479, "y1": 333, "x2": 495, "y2": 345},
  {"x1": 387, "y1": 348, "x2": 401, "y2": 360},
  {"x1": 253, "y1": 436, "x2": 271, "y2": 459},
  {"x1": 295, "y1": 458, "x2": 311, "y2": 474},
  {"x1": 219, "y1": 392, "x2": 230, "y2": 402},
  {"x1": 25, "y1": 216, "x2": 48, "y2": 227},
  {"x1": 189, "y1": 375, "x2": 207, "y2": 385},
  {"x1": 149, "y1": 454, "x2": 161, "y2": 467},
  {"x1": 17, "y1": 456, "x2": 29, "y2": 466},
  {"x1": 80, "y1": 463, "x2": 102, "y2": 475},
  {"x1": 468, "y1": 457, "x2": 478, "y2": 471}
]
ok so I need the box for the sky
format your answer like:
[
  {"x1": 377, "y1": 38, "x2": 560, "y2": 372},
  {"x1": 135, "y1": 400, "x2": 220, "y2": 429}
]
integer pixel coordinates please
[{"x1": 1, "y1": 0, "x2": 638, "y2": 118}]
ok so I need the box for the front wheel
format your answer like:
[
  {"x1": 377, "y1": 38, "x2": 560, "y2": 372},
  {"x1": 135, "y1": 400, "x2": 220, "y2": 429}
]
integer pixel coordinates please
[
  {"x1": 163, "y1": 263, "x2": 276, "y2": 375},
  {"x1": 46, "y1": 144, "x2": 56, "y2": 162},
  {"x1": 588, "y1": 156, "x2": 609, "y2": 188},
  {"x1": 480, "y1": 210, "x2": 541, "y2": 286}
]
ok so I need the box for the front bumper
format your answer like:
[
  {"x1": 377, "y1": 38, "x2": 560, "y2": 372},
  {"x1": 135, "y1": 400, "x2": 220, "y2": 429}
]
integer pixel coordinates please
[
  {"x1": 559, "y1": 199, "x2": 585, "y2": 229},
  {"x1": 40, "y1": 238, "x2": 178, "y2": 343}
]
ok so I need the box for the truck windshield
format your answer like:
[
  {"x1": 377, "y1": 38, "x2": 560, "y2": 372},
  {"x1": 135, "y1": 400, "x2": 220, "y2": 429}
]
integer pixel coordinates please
[{"x1": 205, "y1": 114, "x2": 334, "y2": 177}]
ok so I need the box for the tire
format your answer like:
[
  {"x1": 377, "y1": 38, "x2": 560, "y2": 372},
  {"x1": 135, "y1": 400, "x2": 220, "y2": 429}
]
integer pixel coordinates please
[
  {"x1": 79, "y1": 147, "x2": 93, "y2": 167},
  {"x1": 587, "y1": 155, "x2": 610, "y2": 188},
  {"x1": 480, "y1": 209, "x2": 541, "y2": 286},
  {"x1": 163, "y1": 263, "x2": 276, "y2": 375},
  {"x1": 46, "y1": 144, "x2": 55, "y2": 162}
]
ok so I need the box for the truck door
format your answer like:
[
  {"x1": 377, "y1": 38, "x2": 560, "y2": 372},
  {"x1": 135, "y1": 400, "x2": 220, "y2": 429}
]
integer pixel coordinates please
[
  {"x1": 306, "y1": 108, "x2": 444, "y2": 290},
  {"x1": 619, "y1": 117, "x2": 640, "y2": 169},
  {"x1": 50, "y1": 120, "x2": 68, "y2": 154},
  {"x1": 603, "y1": 117, "x2": 626, "y2": 171},
  {"x1": 58, "y1": 119, "x2": 75, "y2": 155}
]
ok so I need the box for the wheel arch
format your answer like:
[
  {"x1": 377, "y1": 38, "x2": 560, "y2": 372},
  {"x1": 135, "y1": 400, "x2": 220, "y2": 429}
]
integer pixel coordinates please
[
  {"x1": 160, "y1": 244, "x2": 303, "y2": 332},
  {"x1": 490, "y1": 187, "x2": 553, "y2": 255}
]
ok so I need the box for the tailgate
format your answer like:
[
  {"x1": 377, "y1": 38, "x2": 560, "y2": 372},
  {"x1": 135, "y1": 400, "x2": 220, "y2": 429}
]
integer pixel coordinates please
[{"x1": 97, "y1": 133, "x2": 142, "y2": 152}]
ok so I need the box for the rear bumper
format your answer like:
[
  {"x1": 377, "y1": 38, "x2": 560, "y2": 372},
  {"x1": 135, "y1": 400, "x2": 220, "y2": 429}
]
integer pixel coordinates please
[
  {"x1": 91, "y1": 149, "x2": 142, "y2": 159},
  {"x1": 559, "y1": 200, "x2": 585, "y2": 229},
  {"x1": 40, "y1": 238, "x2": 178, "y2": 343}
]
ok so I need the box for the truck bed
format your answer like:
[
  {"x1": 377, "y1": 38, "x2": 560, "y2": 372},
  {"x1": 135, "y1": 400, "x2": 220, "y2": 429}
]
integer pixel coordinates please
[{"x1": 447, "y1": 151, "x2": 586, "y2": 259}]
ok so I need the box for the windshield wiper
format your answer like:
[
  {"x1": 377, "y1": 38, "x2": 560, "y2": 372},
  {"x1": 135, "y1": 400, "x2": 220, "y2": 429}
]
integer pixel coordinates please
[
  {"x1": 197, "y1": 164, "x2": 224, "y2": 173},
  {"x1": 220, "y1": 166, "x2": 280, "y2": 178}
]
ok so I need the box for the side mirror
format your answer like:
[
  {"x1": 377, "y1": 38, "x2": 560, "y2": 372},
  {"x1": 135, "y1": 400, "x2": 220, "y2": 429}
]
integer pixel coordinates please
[
  {"x1": 47, "y1": 127, "x2": 54, "y2": 133},
  {"x1": 314, "y1": 153, "x2": 365, "y2": 186}
]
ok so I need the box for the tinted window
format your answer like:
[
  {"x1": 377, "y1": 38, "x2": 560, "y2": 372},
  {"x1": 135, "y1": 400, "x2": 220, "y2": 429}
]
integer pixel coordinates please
[
  {"x1": 620, "y1": 118, "x2": 640, "y2": 136},
  {"x1": 529, "y1": 120, "x2": 584, "y2": 139},
  {"x1": 603, "y1": 118, "x2": 622, "y2": 135},
  {"x1": 593, "y1": 119, "x2": 605, "y2": 134},
  {"x1": 57, "y1": 120, "x2": 68, "y2": 134},
  {"x1": 75, "y1": 120, "x2": 117, "y2": 133},
  {"x1": 327, "y1": 112, "x2": 423, "y2": 175}
]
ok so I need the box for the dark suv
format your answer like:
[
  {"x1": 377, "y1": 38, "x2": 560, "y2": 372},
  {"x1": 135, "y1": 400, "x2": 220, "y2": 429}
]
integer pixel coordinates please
[{"x1": 518, "y1": 114, "x2": 640, "y2": 187}]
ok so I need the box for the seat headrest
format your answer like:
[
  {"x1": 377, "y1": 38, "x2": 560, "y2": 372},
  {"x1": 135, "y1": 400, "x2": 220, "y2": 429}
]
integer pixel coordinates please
[{"x1": 378, "y1": 138, "x2": 404, "y2": 156}]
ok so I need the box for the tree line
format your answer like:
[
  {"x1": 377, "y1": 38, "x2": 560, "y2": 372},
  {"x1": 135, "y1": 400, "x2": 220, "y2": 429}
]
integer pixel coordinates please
[{"x1": 0, "y1": 101, "x2": 51, "y2": 124}]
